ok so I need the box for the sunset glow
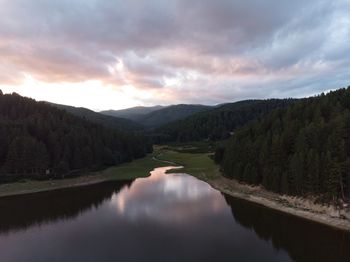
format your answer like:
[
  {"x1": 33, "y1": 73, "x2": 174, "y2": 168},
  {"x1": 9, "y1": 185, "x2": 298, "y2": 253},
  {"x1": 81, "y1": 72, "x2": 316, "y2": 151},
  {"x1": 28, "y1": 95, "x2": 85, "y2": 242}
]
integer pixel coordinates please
[{"x1": 1, "y1": 0, "x2": 349, "y2": 110}]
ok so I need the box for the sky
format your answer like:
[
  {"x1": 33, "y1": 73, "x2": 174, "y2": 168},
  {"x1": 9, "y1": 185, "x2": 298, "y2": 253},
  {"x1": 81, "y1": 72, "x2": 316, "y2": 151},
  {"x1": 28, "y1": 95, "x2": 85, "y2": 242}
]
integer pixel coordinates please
[{"x1": 0, "y1": 0, "x2": 349, "y2": 111}]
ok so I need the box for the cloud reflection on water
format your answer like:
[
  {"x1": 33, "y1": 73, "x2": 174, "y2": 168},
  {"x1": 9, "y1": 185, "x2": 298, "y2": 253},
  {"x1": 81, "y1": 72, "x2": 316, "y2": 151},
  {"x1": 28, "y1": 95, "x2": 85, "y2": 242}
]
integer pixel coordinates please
[{"x1": 110, "y1": 166, "x2": 225, "y2": 223}]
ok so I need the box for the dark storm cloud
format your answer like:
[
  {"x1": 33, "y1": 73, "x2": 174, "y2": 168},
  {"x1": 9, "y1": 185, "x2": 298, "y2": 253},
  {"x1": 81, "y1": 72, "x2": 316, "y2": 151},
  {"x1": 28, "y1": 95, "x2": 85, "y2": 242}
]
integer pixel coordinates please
[{"x1": 0, "y1": 0, "x2": 349, "y2": 105}]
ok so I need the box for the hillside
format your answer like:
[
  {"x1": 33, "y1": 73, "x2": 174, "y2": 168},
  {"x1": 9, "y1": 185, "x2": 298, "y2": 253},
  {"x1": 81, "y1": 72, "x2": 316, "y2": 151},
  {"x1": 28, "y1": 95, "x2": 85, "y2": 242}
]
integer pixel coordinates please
[
  {"x1": 154, "y1": 99, "x2": 295, "y2": 142},
  {"x1": 102, "y1": 104, "x2": 211, "y2": 128},
  {"x1": 49, "y1": 103, "x2": 143, "y2": 132},
  {"x1": 101, "y1": 106, "x2": 164, "y2": 121},
  {"x1": 219, "y1": 87, "x2": 350, "y2": 201},
  {"x1": 138, "y1": 104, "x2": 211, "y2": 128},
  {"x1": 0, "y1": 92, "x2": 152, "y2": 181}
]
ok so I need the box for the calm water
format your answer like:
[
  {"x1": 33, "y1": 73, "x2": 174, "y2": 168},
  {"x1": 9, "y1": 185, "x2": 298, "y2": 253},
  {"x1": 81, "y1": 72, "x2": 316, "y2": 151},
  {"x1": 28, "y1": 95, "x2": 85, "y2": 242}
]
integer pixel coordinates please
[{"x1": 0, "y1": 166, "x2": 349, "y2": 262}]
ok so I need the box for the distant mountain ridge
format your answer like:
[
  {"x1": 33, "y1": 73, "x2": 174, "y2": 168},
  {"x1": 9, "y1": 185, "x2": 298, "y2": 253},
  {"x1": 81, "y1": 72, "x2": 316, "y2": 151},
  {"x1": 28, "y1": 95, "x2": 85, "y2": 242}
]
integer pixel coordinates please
[
  {"x1": 101, "y1": 104, "x2": 212, "y2": 128},
  {"x1": 48, "y1": 103, "x2": 143, "y2": 132},
  {"x1": 101, "y1": 106, "x2": 165, "y2": 121},
  {"x1": 138, "y1": 104, "x2": 211, "y2": 128}
]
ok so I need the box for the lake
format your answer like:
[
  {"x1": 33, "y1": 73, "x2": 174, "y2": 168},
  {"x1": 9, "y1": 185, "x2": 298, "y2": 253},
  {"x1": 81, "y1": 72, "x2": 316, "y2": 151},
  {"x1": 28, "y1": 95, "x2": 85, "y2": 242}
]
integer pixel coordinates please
[{"x1": 0, "y1": 166, "x2": 349, "y2": 262}]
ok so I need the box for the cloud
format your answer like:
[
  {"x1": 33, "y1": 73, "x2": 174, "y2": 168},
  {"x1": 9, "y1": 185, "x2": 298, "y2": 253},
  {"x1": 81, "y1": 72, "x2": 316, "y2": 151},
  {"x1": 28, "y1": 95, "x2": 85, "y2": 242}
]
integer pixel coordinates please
[{"x1": 0, "y1": 0, "x2": 349, "y2": 108}]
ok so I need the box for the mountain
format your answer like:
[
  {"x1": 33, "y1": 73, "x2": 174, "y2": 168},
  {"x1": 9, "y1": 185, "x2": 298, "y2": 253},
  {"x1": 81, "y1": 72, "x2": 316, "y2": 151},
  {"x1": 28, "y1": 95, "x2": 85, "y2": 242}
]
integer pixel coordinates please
[
  {"x1": 138, "y1": 104, "x2": 211, "y2": 128},
  {"x1": 101, "y1": 106, "x2": 165, "y2": 121},
  {"x1": 48, "y1": 103, "x2": 143, "y2": 132},
  {"x1": 154, "y1": 99, "x2": 295, "y2": 143},
  {"x1": 101, "y1": 104, "x2": 211, "y2": 128},
  {"x1": 0, "y1": 92, "x2": 152, "y2": 181},
  {"x1": 219, "y1": 87, "x2": 350, "y2": 201}
]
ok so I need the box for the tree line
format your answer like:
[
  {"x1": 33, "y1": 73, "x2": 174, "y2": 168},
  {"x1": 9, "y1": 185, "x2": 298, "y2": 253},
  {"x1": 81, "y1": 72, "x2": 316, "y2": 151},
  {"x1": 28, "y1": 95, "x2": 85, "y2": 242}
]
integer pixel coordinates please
[
  {"x1": 218, "y1": 87, "x2": 350, "y2": 201},
  {"x1": 0, "y1": 91, "x2": 152, "y2": 181}
]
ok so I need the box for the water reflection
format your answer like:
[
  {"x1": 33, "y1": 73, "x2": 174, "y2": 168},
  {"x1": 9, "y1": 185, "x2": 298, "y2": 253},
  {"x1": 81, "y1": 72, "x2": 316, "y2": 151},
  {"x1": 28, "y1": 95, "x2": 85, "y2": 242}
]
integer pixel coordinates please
[
  {"x1": 224, "y1": 195, "x2": 350, "y2": 262},
  {"x1": 110, "y1": 167, "x2": 226, "y2": 222},
  {"x1": 0, "y1": 181, "x2": 130, "y2": 234},
  {"x1": 0, "y1": 166, "x2": 349, "y2": 262}
]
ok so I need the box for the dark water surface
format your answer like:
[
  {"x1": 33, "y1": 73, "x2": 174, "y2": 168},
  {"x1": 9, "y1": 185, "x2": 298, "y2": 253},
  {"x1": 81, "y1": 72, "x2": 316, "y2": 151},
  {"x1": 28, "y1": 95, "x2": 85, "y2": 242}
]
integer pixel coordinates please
[{"x1": 0, "y1": 166, "x2": 349, "y2": 262}]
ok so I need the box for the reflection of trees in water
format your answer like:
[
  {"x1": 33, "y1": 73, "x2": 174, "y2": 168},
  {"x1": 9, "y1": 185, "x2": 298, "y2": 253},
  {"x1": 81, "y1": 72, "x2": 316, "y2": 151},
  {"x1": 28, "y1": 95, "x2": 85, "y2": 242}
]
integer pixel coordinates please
[
  {"x1": 223, "y1": 194, "x2": 350, "y2": 262},
  {"x1": 0, "y1": 180, "x2": 132, "y2": 234}
]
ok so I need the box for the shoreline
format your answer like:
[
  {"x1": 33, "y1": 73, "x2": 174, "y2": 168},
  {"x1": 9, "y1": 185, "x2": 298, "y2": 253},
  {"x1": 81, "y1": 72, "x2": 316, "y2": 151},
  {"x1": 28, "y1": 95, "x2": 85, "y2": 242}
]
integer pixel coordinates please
[
  {"x1": 1, "y1": 148, "x2": 350, "y2": 233},
  {"x1": 0, "y1": 153, "x2": 169, "y2": 199},
  {"x1": 0, "y1": 176, "x2": 120, "y2": 198},
  {"x1": 0, "y1": 153, "x2": 175, "y2": 199},
  {"x1": 155, "y1": 148, "x2": 350, "y2": 233},
  {"x1": 202, "y1": 175, "x2": 350, "y2": 232}
]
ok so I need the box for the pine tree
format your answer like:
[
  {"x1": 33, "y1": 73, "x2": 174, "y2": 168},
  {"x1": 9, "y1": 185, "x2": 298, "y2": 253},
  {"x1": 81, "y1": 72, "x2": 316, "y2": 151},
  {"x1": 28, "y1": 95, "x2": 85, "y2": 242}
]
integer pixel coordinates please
[
  {"x1": 55, "y1": 161, "x2": 70, "y2": 177},
  {"x1": 5, "y1": 136, "x2": 48, "y2": 174},
  {"x1": 325, "y1": 151, "x2": 340, "y2": 201},
  {"x1": 281, "y1": 172, "x2": 289, "y2": 195}
]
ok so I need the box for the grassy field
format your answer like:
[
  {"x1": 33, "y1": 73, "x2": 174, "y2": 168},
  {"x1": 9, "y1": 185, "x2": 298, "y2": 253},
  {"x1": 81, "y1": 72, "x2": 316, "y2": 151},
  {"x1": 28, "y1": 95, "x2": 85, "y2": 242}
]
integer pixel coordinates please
[
  {"x1": 0, "y1": 144, "x2": 219, "y2": 198},
  {"x1": 155, "y1": 145, "x2": 220, "y2": 181}
]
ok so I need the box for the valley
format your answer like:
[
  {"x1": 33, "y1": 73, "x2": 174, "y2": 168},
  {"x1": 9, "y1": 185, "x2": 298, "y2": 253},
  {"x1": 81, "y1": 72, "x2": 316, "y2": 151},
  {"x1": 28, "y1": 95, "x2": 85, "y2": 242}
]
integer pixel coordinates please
[{"x1": 1, "y1": 2, "x2": 349, "y2": 261}]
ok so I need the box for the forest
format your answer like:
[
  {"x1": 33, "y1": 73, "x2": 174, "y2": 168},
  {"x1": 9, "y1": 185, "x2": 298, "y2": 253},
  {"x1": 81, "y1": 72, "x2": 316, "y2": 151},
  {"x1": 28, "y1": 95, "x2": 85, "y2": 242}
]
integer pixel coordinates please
[
  {"x1": 218, "y1": 87, "x2": 350, "y2": 201},
  {"x1": 153, "y1": 99, "x2": 295, "y2": 143},
  {"x1": 0, "y1": 92, "x2": 152, "y2": 182}
]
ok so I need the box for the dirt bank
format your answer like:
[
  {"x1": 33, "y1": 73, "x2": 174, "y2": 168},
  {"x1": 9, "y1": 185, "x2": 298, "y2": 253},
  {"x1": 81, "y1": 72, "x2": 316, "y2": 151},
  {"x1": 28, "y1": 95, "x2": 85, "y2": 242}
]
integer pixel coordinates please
[{"x1": 206, "y1": 176, "x2": 350, "y2": 232}]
